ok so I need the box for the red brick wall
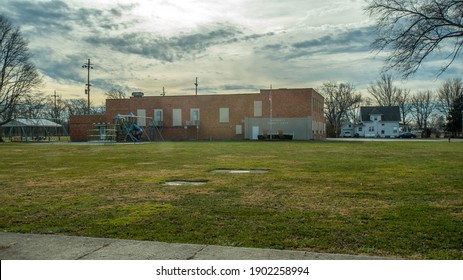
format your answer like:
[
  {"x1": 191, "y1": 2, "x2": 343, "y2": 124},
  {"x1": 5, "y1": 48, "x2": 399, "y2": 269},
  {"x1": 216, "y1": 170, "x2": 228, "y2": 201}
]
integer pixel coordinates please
[
  {"x1": 260, "y1": 88, "x2": 326, "y2": 139},
  {"x1": 105, "y1": 99, "x2": 131, "y2": 120},
  {"x1": 70, "y1": 115, "x2": 110, "y2": 141},
  {"x1": 70, "y1": 88, "x2": 326, "y2": 141},
  {"x1": 114, "y1": 93, "x2": 259, "y2": 140}
]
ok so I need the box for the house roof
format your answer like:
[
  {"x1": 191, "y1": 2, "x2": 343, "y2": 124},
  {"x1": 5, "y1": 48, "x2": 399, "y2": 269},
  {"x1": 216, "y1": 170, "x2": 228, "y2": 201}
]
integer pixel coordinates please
[
  {"x1": 1, "y1": 118, "x2": 62, "y2": 128},
  {"x1": 369, "y1": 108, "x2": 383, "y2": 115},
  {"x1": 360, "y1": 106, "x2": 400, "y2": 122}
]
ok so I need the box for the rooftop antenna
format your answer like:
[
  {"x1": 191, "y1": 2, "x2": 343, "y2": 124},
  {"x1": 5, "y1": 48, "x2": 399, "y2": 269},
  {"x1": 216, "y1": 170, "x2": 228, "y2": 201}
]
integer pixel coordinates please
[
  {"x1": 194, "y1": 77, "x2": 198, "y2": 95},
  {"x1": 161, "y1": 87, "x2": 166, "y2": 96}
]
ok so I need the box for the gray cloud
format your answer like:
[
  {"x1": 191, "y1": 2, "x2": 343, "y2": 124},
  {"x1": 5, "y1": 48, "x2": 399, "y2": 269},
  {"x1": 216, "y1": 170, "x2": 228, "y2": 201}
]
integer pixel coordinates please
[
  {"x1": 259, "y1": 26, "x2": 376, "y2": 60},
  {"x1": 292, "y1": 27, "x2": 374, "y2": 52},
  {"x1": 84, "y1": 26, "x2": 240, "y2": 62},
  {"x1": 6, "y1": 0, "x2": 74, "y2": 33},
  {"x1": 1, "y1": 0, "x2": 276, "y2": 83},
  {"x1": 84, "y1": 26, "x2": 275, "y2": 62},
  {"x1": 181, "y1": 84, "x2": 263, "y2": 94},
  {"x1": 3, "y1": 0, "x2": 139, "y2": 36},
  {"x1": 33, "y1": 48, "x2": 87, "y2": 84},
  {"x1": 220, "y1": 84, "x2": 262, "y2": 91},
  {"x1": 242, "y1": 32, "x2": 275, "y2": 41}
]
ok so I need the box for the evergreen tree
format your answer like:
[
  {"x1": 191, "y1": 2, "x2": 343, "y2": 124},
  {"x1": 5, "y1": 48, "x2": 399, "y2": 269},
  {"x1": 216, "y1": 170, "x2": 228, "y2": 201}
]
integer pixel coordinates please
[{"x1": 445, "y1": 95, "x2": 463, "y2": 136}]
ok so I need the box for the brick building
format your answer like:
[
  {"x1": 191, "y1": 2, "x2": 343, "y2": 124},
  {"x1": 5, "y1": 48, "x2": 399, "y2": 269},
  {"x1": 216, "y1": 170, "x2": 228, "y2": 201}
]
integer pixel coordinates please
[{"x1": 70, "y1": 88, "x2": 326, "y2": 141}]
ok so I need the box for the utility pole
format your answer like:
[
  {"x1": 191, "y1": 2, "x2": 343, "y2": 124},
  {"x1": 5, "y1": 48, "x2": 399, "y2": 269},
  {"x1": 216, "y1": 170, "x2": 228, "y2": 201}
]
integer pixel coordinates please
[
  {"x1": 82, "y1": 59, "x2": 93, "y2": 115},
  {"x1": 51, "y1": 90, "x2": 61, "y2": 141},
  {"x1": 52, "y1": 90, "x2": 58, "y2": 120},
  {"x1": 194, "y1": 77, "x2": 198, "y2": 96},
  {"x1": 161, "y1": 87, "x2": 166, "y2": 96}
]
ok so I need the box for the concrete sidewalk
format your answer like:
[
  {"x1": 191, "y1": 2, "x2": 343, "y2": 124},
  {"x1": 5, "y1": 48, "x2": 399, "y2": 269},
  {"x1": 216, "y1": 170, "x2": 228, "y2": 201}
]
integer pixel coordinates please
[{"x1": 0, "y1": 232, "x2": 392, "y2": 260}]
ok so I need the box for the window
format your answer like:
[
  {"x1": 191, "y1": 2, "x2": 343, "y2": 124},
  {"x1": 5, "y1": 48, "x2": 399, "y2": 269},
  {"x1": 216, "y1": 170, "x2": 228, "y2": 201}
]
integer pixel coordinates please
[
  {"x1": 393, "y1": 127, "x2": 398, "y2": 133},
  {"x1": 236, "y1": 125, "x2": 242, "y2": 135},
  {"x1": 358, "y1": 127, "x2": 363, "y2": 132},
  {"x1": 254, "y1": 101, "x2": 262, "y2": 117},
  {"x1": 219, "y1": 108, "x2": 229, "y2": 123},
  {"x1": 137, "y1": 109, "x2": 146, "y2": 126},
  {"x1": 154, "y1": 109, "x2": 163, "y2": 126},
  {"x1": 154, "y1": 109, "x2": 163, "y2": 121},
  {"x1": 369, "y1": 127, "x2": 375, "y2": 132},
  {"x1": 173, "y1": 109, "x2": 182, "y2": 126},
  {"x1": 190, "y1": 108, "x2": 200, "y2": 125}
]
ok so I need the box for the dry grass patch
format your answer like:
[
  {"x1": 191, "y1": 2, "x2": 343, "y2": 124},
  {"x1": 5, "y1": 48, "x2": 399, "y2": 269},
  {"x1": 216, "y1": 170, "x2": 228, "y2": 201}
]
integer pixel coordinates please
[{"x1": 0, "y1": 141, "x2": 462, "y2": 259}]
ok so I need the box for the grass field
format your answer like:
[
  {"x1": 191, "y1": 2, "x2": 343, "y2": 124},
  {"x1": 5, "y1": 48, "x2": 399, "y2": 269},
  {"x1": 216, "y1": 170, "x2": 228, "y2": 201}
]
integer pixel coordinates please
[{"x1": 0, "y1": 141, "x2": 462, "y2": 259}]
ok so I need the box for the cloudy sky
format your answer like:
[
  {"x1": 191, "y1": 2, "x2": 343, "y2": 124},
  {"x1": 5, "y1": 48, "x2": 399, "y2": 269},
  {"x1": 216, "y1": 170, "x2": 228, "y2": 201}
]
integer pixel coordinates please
[{"x1": 1, "y1": 0, "x2": 460, "y2": 104}]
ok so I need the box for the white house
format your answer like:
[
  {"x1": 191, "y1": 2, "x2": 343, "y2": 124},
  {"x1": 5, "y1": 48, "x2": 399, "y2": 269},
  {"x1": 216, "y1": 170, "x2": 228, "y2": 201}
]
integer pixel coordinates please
[{"x1": 356, "y1": 106, "x2": 401, "y2": 138}]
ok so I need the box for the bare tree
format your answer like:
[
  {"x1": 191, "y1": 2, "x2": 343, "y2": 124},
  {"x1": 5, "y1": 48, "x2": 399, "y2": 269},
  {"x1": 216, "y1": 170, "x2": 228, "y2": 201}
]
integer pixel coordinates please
[
  {"x1": 0, "y1": 15, "x2": 42, "y2": 126},
  {"x1": 105, "y1": 87, "x2": 127, "y2": 99},
  {"x1": 16, "y1": 91, "x2": 47, "y2": 119},
  {"x1": 396, "y1": 88, "x2": 412, "y2": 131},
  {"x1": 46, "y1": 93, "x2": 67, "y2": 121},
  {"x1": 65, "y1": 99, "x2": 89, "y2": 116},
  {"x1": 64, "y1": 98, "x2": 105, "y2": 116},
  {"x1": 368, "y1": 74, "x2": 403, "y2": 106},
  {"x1": 429, "y1": 114, "x2": 446, "y2": 137},
  {"x1": 410, "y1": 90, "x2": 436, "y2": 137},
  {"x1": 92, "y1": 104, "x2": 106, "y2": 115},
  {"x1": 436, "y1": 78, "x2": 463, "y2": 116},
  {"x1": 320, "y1": 81, "x2": 362, "y2": 137},
  {"x1": 366, "y1": 0, "x2": 463, "y2": 78}
]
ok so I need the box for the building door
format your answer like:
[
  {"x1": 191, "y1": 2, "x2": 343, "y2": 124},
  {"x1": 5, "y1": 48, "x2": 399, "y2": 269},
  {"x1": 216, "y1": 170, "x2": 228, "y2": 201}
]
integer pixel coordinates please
[{"x1": 252, "y1": 126, "x2": 259, "y2": 140}]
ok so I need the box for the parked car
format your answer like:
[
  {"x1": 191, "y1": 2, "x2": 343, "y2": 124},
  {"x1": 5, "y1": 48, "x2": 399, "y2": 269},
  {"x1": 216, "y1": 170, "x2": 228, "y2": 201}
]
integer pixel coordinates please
[
  {"x1": 397, "y1": 132, "x2": 417, "y2": 138},
  {"x1": 342, "y1": 131, "x2": 352, "y2": 138}
]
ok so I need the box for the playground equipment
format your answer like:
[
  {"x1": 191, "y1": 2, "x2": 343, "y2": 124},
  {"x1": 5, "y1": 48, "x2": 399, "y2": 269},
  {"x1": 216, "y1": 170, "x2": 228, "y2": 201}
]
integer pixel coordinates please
[
  {"x1": 85, "y1": 112, "x2": 164, "y2": 143},
  {"x1": 87, "y1": 123, "x2": 117, "y2": 142},
  {"x1": 114, "y1": 113, "x2": 148, "y2": 142}
]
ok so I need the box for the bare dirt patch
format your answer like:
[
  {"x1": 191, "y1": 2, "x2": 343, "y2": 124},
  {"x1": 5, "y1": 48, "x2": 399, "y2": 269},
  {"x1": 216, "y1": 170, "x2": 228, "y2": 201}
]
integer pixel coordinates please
[
  {"x1": 163, "y1": 181, "x2": 208, "y2": 186},
  {"x1": 211, "y1": 169, "x2": 268, "y2": 174}
]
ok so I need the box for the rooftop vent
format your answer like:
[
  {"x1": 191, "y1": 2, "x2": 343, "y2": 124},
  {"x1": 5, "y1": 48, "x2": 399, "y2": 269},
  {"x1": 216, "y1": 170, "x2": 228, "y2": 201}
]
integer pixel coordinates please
[{"x1": 132, "y1": 92, "x2": 144, "y2": 98}]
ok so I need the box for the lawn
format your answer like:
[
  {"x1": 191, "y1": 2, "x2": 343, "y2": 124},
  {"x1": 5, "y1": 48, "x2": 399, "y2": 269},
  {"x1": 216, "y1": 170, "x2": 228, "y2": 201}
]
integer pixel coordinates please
[{"x1": 0, "y1": 141, "x2": 462, "y2": 259}]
